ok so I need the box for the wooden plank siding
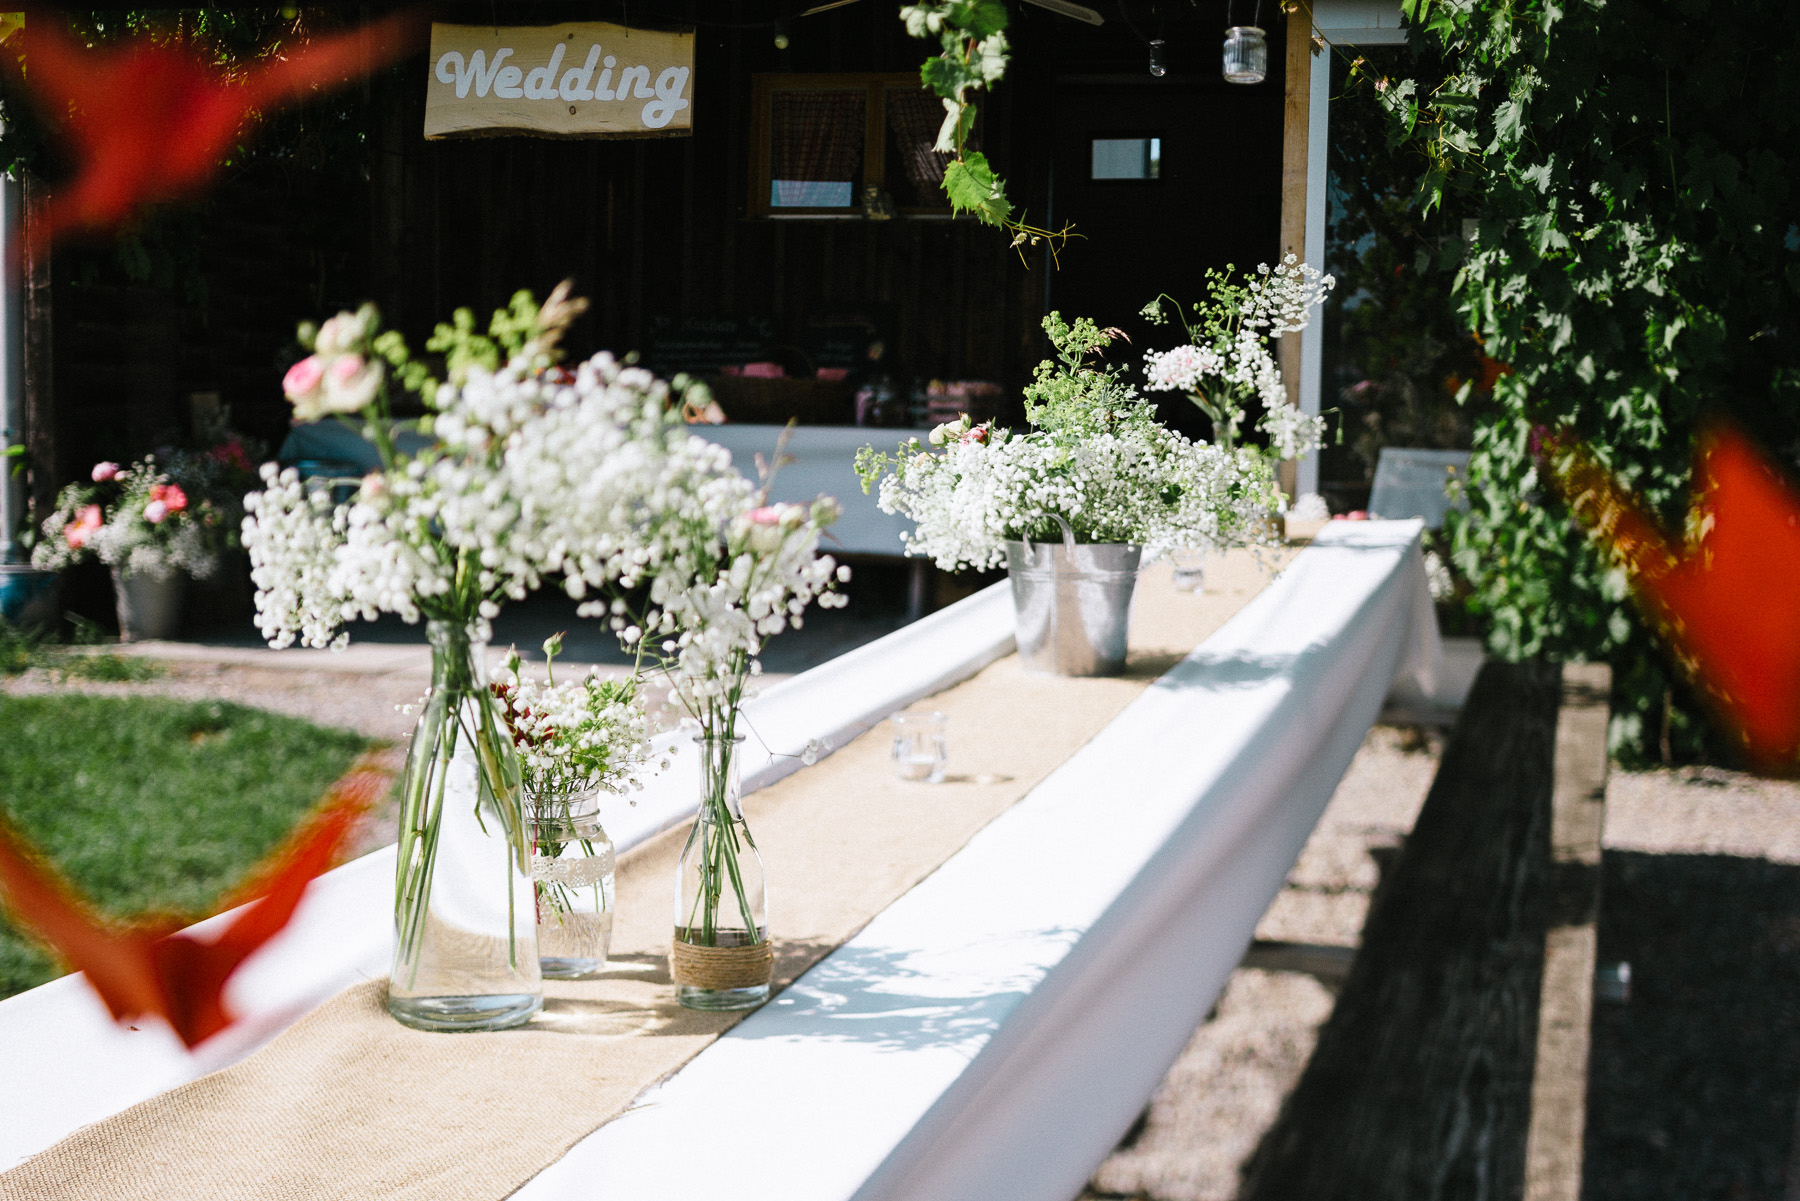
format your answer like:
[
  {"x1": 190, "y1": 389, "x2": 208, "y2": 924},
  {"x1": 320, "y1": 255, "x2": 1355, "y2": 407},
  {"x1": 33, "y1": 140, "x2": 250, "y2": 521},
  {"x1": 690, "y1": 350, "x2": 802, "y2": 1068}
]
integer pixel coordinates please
[{"x1": 37, "y1": 2, "x2": 1289, "y2": 489}]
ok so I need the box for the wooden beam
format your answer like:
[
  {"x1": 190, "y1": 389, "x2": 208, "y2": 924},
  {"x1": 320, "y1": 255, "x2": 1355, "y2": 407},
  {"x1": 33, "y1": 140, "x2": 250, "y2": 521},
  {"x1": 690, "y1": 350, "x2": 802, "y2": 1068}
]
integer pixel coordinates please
[
  {"x1": 1276, "y1": 1, "x2": 1314, "y2": 496},
  {"x1": 1522, "y1": 663, "x2": 1611, "y2": 1201},
  {"x1": 1238, "y1": 659, "x2": 1564, "y2": 1200}
]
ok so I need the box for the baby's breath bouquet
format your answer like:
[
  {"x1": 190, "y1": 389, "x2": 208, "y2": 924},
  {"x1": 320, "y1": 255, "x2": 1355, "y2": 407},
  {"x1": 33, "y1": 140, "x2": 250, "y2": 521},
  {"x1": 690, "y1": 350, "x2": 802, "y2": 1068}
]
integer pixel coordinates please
[
  {"x1": 856, "y1": 313, "x2": 1284, "y2": 572},
  {"x1": 243, "y1": 281, "x2": 846, "y2": 1019},
  {"x1": 493, "y1": 633, "x2": 657, "y2": 978},
  {"x1": 494, "y1": 636, "x2": 655, "y2": 799},
  {"x1": 574, "y1": 459, "x2": 846, "y2": 1009}
]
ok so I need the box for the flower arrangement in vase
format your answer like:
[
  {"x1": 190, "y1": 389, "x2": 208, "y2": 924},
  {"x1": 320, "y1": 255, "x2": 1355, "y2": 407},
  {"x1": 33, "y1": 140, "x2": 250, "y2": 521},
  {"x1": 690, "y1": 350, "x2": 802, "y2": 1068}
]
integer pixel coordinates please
[
  {"x1": 856, "y1": 311, "x2": 1304, "y2": 675},
  {"x1": 246, "y1": 291, "x2": 601, "y2": 1030},
  {"x1": 33, "y1": 455, "x2": 229, "y2": 640},
  {"x1": 244, "y1": 282, "x2": 846, "y2": 1023},
  {"x1": 553, "y1": 445, "x2": 847, "y2": 1010},
  {"x1": 493, "y1": 633, "x2": 657, "y2": 979}
]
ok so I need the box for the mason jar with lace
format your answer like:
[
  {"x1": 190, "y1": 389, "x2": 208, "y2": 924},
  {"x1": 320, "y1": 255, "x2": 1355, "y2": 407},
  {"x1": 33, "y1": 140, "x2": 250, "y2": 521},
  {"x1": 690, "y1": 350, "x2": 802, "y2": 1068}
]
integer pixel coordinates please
[{"x1": 528, "y1": 785, "x2": 617, "y2": 979}]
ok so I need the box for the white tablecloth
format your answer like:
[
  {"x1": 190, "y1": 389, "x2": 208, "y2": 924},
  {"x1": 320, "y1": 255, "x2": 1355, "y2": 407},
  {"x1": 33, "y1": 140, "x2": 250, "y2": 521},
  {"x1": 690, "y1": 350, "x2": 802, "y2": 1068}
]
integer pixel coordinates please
[
  {"x1": 0, "y1": 520, "x2": 1436, "y2": 1199},
  {"x1": 688, "y1": 425, "x2": 921, "y2": 557}
]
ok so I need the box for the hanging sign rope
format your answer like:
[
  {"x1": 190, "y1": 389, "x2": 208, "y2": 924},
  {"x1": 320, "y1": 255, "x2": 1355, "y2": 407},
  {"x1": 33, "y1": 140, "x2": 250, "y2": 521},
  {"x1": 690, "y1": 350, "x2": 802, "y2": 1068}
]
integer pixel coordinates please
[{"x1": 424, "y1": 21, "x2": 694, "y2": 139}]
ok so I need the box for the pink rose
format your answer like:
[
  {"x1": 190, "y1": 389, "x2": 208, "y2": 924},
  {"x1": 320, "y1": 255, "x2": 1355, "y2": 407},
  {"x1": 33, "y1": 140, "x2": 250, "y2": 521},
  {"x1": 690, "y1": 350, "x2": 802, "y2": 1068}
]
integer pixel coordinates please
[
  {"x1": 143, "y1": 499, "x2": 169, "y2": 524},
  {"x1": 90, "y1": 461, "x2": 120, "y2": 483},
  {"x1": 745, "y1": 505, "x2": 784, "y2": 525},
  {"x1": 321, "y1": 353, "x2": 383, "y2": 414},
  {"x1": 283, "y1": 354, "x2": 325, "y2": 401},
  {"x1": 65, "y1": 504, "x2": 103, "y2": 548},
  {"x1": 150, "y1": 482, "x2": 188, "y2": 513}
]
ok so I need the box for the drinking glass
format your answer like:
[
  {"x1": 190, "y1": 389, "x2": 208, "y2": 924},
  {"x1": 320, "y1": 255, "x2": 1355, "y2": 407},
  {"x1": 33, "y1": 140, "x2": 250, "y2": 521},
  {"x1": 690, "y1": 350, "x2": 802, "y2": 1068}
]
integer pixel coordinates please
[{"x1": 891, "y1": 711, "x2": 948, "y2": 783}]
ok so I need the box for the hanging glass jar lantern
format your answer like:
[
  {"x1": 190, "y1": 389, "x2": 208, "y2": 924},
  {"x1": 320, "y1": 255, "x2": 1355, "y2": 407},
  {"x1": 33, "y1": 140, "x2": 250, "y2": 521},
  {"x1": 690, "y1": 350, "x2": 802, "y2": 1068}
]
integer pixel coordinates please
[{"x1": 1222, "y1": 25, "x2": 1268, "y2": 84}]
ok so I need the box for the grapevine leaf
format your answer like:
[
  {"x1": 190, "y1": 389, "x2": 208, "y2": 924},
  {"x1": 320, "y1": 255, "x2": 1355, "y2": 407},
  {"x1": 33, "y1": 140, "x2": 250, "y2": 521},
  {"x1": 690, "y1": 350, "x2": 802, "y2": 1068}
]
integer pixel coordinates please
[
  {"x1": 955, "y1": 0, "x2": 1009, "y2": 40},
  {"x1": 943, "y1": 152, "x2": 1012, "y2": 227}
]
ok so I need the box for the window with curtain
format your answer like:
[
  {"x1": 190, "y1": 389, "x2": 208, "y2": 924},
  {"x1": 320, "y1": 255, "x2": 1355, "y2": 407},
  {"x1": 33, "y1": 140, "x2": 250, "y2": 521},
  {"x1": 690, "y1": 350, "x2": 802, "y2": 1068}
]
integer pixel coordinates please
[
  {"x1": 751, "y1": 74, "x2": 961, "y2": 217},
  {"x1": 769, "y1": 89, "x2": 866, "y2": 209}
]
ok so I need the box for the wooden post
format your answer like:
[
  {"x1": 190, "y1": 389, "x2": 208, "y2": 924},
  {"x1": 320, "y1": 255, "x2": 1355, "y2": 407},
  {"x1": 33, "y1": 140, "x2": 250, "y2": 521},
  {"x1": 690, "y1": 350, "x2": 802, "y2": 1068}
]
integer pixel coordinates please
[
  {"x1": 1276, "y1": 1, "x2": 1314, "y2": 498},
  {"x1": 22, "y1": 171, "x2": 54, "y2": 519}
]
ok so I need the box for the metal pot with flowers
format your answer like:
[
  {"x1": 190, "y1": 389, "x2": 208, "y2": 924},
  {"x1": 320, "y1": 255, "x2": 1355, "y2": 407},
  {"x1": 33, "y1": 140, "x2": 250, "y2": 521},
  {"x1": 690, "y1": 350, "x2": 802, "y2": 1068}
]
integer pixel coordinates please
[
  {"x1": 857, "y1": 307, "x2": 1320, "y2": 677},
  {"x1": 32, "y1": 456, "x2": 228, "y2": 640}
]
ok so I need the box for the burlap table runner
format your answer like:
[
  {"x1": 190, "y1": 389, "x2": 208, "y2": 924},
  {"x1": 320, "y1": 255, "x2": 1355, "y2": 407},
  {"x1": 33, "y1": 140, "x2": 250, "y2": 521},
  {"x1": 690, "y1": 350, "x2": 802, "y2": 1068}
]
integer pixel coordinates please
[{"x1": 1, "y1": 550, "x2": 1293, "y2": 1201}]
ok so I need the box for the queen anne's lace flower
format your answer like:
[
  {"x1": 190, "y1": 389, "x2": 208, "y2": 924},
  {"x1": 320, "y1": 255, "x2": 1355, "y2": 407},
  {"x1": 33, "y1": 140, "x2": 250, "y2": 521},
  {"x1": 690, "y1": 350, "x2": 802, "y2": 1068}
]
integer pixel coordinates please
[{"x1": 1142, "y1": 256, "x2": 1334, "y2": 457}]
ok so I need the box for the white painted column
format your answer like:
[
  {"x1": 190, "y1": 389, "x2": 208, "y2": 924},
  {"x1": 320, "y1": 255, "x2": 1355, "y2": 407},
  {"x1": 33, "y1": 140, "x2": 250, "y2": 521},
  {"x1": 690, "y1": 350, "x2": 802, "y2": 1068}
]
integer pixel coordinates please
[{"x1": 1296, "y1": 37, "x2": 1331, "y2": 501}]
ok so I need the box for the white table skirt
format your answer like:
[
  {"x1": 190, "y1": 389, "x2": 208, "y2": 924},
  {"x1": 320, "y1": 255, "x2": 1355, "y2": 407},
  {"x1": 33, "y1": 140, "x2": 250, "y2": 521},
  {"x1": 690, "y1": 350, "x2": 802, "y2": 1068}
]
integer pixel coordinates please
[
  {"x1": 0, "y1": 520, "x2": 1436, "y2": 1200},
  {"x1": 688, "y1": 425, "x2": 922, "y2": 557}
]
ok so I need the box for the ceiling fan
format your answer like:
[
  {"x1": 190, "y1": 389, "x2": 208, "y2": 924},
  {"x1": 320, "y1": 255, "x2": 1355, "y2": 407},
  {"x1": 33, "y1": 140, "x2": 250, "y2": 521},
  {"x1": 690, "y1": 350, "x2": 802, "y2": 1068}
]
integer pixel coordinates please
[{"x1": 798, "y1": 0, "x2": 1105, "y2": 25}]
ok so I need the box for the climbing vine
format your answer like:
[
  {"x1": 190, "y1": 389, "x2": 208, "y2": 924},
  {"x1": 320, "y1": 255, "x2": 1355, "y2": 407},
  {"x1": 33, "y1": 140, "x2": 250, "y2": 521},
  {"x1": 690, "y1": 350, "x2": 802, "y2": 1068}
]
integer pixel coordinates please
[
  {"x1": 900, "y1": 0, "x2": 1075, "y2": 262},
  {"x1": 1376, "y1": 0, "x2": 1800, "y2": 763}
]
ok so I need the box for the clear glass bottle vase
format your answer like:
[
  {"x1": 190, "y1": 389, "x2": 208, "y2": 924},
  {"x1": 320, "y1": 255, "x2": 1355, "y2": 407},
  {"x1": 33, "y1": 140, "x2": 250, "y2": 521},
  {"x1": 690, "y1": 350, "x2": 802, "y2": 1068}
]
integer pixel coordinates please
[
  {"x1": 529, "y1": 785, "x2": 616, "y2": 979},
  {"x1": 673, "y1": 733, "x2": 771, "y2": 1011},
  {"x1": 388, "y1": 621, "x2": 542, "y2": 1031}
]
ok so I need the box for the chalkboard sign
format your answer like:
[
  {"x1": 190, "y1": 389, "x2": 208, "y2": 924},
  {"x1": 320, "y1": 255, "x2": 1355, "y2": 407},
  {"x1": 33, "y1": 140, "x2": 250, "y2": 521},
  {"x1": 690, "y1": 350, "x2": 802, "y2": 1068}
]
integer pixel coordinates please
[
  {"x1": 802, "y1": 315, "x2": 879, "y2": 373},
  {"x1": 645, "y1": 315, "x2": 776, "y2": 375}
]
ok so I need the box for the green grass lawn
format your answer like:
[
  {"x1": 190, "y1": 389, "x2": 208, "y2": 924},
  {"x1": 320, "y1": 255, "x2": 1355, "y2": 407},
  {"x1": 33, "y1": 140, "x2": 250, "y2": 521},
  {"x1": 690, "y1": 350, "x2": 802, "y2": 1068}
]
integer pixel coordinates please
[{"x1": 0, "y1": 693, "x2": 373, "y2": 999}]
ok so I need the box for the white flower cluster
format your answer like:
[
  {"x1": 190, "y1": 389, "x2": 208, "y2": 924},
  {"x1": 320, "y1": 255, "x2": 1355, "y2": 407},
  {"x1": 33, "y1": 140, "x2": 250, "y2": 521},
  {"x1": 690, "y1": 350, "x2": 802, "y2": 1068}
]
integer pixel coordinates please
[
  {"x1": 244, "y1": 346, "x2": 845, "y2": 726},
  {"x1": 581, "y1": 495, "x2": 848, "y2": 719},
  {"x1": 1260, "y1": 402, "x2": 1329, "y2": 462},
  {"x1": 495, "y1": 661, "x2": 656, "y2": 796},
  {"x1": 1243, "y1": 255, "x2": 1335, "y2": 337},
  {"x1": 1141, "y1": 255, "x2": 1335, "y2": 458},
  {"x1": 871, "y1": 421, "x2": 1278, "y2": 573},
  {"x1": 1144, "y1": 329, "x2": 1286, "y2": 414},
  {"x1": 241, "y1": 465, "x2": 351, "y2": 649}
]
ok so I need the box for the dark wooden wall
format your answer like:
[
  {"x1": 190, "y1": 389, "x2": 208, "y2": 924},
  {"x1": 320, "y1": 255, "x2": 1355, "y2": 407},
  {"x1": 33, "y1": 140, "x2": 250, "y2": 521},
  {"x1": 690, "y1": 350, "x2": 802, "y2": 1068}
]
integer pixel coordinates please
[
  {"x1": 38, "y1": 1, "x2": 1292, "y2": 487},
  {"x1": 374, "y1": 3, "x2": 1047, "y2": 400}
]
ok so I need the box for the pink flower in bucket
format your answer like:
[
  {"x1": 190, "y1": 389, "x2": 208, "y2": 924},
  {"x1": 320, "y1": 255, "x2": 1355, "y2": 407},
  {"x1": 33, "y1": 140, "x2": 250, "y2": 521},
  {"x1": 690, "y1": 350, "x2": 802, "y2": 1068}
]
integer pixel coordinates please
[
  {"x1": 64, "y1": 504, "x2": 103, "y2": 548},
  {"x1": 150, "y1": 482, "x2": 188, "y2": 514}
]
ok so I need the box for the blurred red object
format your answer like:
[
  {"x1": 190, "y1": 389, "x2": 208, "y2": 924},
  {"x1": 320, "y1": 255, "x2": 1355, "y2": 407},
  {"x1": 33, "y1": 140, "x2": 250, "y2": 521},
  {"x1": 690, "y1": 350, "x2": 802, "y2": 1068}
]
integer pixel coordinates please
[
  {"x1": 1551, "y1": 423, "x2": 1800, "y2": 771},
  {"x1": 0, "y1": 754, "x2": 391, "y2": 1048},
  {"x1": 11, "y1": 10, "x2": 423, "y2": 254}
]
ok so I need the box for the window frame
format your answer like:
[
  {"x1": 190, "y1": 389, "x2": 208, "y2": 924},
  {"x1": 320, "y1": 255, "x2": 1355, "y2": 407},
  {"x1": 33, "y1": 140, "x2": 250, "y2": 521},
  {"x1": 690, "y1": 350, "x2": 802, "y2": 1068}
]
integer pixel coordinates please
[
  {"x1": 1086, "y1": 132, "x2": 1166, "y2": 183},
  {"x1": 748, "y1": 72, "x2": 955, "y2": 219}
]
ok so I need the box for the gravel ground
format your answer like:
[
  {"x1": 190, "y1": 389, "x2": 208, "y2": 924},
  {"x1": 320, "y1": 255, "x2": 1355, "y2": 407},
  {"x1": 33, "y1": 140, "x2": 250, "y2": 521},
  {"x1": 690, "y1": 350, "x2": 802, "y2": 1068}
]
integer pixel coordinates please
[
  {"x1": 1086, "y1": 724, "x2": 1444, "y2": 1201},
  {"x1": 1083, "y1": 741, "x2": 1800, "y2": 1201}
]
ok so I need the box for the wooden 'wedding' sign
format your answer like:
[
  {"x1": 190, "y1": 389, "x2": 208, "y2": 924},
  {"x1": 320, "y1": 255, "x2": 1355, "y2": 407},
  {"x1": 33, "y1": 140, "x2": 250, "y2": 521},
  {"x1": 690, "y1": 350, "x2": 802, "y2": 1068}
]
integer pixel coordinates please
[{"x1": 424, "y1": 22, "x2": 694, "y2": 140}]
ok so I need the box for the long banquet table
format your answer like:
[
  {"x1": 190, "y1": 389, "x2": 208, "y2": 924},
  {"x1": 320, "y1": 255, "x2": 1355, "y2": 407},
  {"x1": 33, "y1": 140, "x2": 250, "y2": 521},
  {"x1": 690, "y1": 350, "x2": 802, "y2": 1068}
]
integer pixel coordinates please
[{"x1": 0, "y1": 519, "x2": 1437, "y2": 1200}]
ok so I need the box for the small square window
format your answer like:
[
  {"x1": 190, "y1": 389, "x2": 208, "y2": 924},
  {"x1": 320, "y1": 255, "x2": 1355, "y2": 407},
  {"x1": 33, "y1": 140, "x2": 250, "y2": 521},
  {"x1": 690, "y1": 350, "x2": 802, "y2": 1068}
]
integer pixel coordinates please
[{"x1": 1090, "y1": 136, "x2": 1162, "y2": 181}]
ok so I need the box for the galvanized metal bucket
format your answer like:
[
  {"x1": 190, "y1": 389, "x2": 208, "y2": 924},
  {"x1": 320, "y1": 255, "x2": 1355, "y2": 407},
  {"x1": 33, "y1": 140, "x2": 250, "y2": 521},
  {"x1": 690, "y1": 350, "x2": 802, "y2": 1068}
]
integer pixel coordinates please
[{"x1": 1005, "y1": 520, "x2": 1142, "y2": 677}]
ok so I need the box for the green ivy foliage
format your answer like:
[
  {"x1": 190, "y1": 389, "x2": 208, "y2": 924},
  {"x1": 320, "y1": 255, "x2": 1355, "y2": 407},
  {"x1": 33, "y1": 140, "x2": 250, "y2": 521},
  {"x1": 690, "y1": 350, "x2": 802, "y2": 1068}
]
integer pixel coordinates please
[{"x1": 1389, "y1": 0, "x2": 1800, "y2": 764}]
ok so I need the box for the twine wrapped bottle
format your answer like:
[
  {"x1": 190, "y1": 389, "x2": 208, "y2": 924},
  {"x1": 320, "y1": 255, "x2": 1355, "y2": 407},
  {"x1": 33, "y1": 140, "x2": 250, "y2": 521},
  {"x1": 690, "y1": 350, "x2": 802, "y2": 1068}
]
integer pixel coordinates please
[{"x1": 672, "y1": 733, "x2": 771, "y2": 1010}]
